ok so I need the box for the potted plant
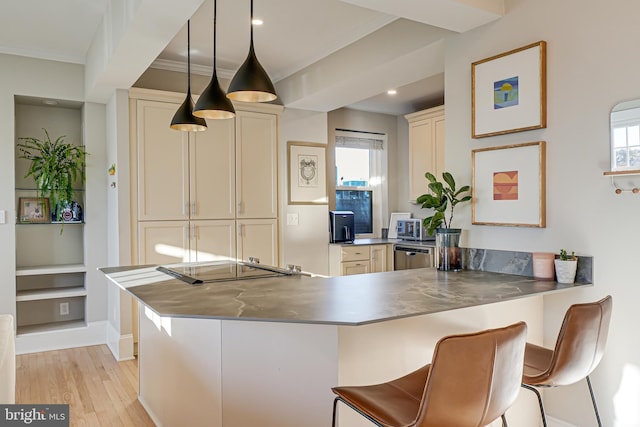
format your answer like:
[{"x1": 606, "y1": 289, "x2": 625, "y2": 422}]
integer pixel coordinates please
[
  {"x1": 554, "y1": 249, "x2": 578, "y2": 283},
  {"x1": 17, "y1": 129, "x2": 87, "y2": 228},
  {"x1": 417, "y1": 172, "x2": 471, "y2": 271}
]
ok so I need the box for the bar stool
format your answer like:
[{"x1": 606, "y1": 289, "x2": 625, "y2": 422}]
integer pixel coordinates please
[
  {"x1": 331, "y1": 322, "x2": 527, "y2": 427},
  {"x1": 521, "y1": 295, "x2": 612, "y2": 427}
]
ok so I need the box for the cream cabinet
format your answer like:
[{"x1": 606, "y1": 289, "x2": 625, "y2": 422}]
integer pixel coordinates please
[
  {"x1": 138, "y1": 220, "x2": 236, "y2": 264},
  {"x1": 329, "y1": 244, "x2": 393, "y2": 276},
  {"x1": 405, "y1": 105, "x2": 445, "y2": 203},
  {"x1": 135, "y1": 99, "x2": 235, "y2": 221},
  {"x1": 237, "y1": 219, "x2": 278, "y2": 267},
  {"x1": 130, "y1": 89, "x2": 282, "y2": 268},
  {"x1": 236, "y1": 111, "x2": 278, "y2": 219}
]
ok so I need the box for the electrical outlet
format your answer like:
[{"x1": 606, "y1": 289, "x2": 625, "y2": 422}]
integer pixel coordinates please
[
  {"x1": 59, "y1": 302, "x2": 70, "y2": 316},
  {"x1": 287, "y1": 213, "x2": 299, "y2": 226}
]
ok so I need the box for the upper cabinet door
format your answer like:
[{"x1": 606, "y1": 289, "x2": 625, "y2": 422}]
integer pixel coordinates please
[
  {"x1": 190, "y1": 119, "x2": 235, "y2": 220},
  {"x1": 136, "y1": 100, "x2": 189, "y2": 221},
  {"x1": 406, "y1": 106, "x2": 445, "y2": 204},
  {"x1": 235, "y1": 111, "x2": 278, "y2": 219}
]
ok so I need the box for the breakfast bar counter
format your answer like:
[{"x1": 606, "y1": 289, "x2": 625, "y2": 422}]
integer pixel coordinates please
[{"x1": 102, "y1": 263, "x2": 590, "y2": 427}]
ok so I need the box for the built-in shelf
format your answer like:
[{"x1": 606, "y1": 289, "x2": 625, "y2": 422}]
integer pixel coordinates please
[
  {"x1": 16, "y1": 287, "x2": 86, "y2": 302},
  {"x1": 603, "y1": 169, "x2": 640, "y2": 176},
  {"x1": 16, "y1": 264, "x2": 86, "y2": 276},
  {"x1": 16, "y1": 221, "x2": 84, "y2": 226},
  {"x1": 17, "y1": 320, "x2": 87, "y2": 336}
]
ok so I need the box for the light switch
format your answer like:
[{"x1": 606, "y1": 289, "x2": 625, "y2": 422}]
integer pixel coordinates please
[{"x1": 287, "y1": 213, "x2": 299, "y2": 226}]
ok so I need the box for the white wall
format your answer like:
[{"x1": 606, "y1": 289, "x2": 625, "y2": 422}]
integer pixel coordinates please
[
  {"x1": 444, "y1": 0, "x2": 640, "y2": 425},
  {"x1": 0, "y1": 54, "x2": 81, "y2": 317},
  {"x1": 280, "y1": 109, "x2": 330, "y2": 275}
]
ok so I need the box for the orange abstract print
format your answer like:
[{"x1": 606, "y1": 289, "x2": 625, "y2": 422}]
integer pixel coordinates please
[{"x1": 493, "y1": 171, "x2": 518, "y2": 200}]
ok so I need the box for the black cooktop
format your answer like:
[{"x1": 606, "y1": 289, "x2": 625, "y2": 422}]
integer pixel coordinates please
[{"x1": 156, "y1": 260, "x2": 296, "y2": 285}]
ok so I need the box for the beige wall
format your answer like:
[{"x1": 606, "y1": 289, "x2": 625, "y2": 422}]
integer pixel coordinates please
[{"x1": 444, "y1": 0, "x2": 640, "y2": 425}]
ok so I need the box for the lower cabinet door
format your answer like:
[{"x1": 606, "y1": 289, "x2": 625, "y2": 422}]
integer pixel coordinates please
[
  {"x1": 138, "y1": 221, "x2": 190, "y2": 264},
  {"x1": 191, "y1": 220, "x2": 236, "y2": 262},
  {"x1": 237, "y1": 219, "x2": 278, "y2": 266},
  {"x1": 370, "y1": 245, "x2": 389, "y2": 273},
  {"x1": 342, "y1": 261, "x2": 371, "y2": 276}
]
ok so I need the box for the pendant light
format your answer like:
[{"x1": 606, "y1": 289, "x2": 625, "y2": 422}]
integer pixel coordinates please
[
  {"x1": 170, "y1": 20, "x2": 208, "y2": 132},
  {"x1": 226, "y1": 0, "x2": 278, "y2": 103},
  {"x1": 194, "y1": 0, "x2": 236, "y2": 119}
]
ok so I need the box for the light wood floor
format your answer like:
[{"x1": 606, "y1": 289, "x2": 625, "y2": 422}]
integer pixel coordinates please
[{"x1": 15, "y1": 345, "x2": 155, "y2": 426}]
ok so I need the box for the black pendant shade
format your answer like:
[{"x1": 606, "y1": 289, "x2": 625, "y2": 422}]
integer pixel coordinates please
[
  {"x1": 171, "y1": 20, "x2": 208, "y2": 131},
  {"x1": 194, "y1": 0, "x2": 236, "y2": 119},
  {"x1": 227, "y1": 0, "x2": 278, "y2": 103}
]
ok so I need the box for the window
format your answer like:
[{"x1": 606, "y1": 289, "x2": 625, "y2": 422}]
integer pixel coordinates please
[{"x1": 334, "y1": 130, "x2": 387, "y2": 237}]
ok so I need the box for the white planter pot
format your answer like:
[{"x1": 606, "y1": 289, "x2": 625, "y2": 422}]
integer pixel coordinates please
[{"x1": 554, "y1": 259, "x2": 578, "y2": 284}]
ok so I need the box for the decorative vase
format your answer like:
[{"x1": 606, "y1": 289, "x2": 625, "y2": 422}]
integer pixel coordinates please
[
  {"x1": 435, "y1": 228, "x2": 462, "y2": 271},
  {"x1": 554, "y1": 258, "x2": 578, "y2": 284}
]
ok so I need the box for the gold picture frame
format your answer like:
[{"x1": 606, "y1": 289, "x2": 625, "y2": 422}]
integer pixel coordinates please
[
  {"x1": 287, "y1": 141, "x2": 328, "y2": 205},
  {"x1": 19, "y1": 197, "x2": 50, "y2": 223},
  {"x1": 472, "y1": 141, "x2": 546, "y2": 227},
  {"x1": 472, "y1": 41, "x2": 547, "y2": 138}
]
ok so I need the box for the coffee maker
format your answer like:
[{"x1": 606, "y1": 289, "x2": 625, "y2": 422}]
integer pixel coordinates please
[{"x1": 329, "y1": 211, "x2": 355, "y2": 243}]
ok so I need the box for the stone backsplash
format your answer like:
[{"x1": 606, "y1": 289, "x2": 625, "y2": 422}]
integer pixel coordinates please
[{"x1": 462, "y1": 248, "x2": 593, "y2": 284}]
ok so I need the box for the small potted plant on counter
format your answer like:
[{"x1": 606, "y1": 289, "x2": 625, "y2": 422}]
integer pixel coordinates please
[
  {"x1": 417, "y1": 172, "x2": 471, "y2": 271},
  {"x1": 554, "y1": 249, "x2": 578, "y2": 283}
]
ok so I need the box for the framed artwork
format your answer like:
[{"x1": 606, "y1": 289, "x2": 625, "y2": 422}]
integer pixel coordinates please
[
  {"x1": 19, "y1": 197, "x2": 50, "y2": 223},
  {"x1": 472, "y1": 141, "x2": 546, "y2": 227},
  {"x1": 472, "y1": 41, "x2": 547, "y2": 138},
  {"x1": 287, "y1": 141, "x2": 328, "y2": 205}
]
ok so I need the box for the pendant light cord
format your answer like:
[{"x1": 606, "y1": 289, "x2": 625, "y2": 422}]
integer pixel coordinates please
[
  {"x1": 250, "y1": 0, "x2": 254, "y2": 45},
  {"x1": 213, "y1": 0, "x2": 217, "y2": 73},
  {"x1": 187, "y1": 20, "x2": 192, "y2": 94}
]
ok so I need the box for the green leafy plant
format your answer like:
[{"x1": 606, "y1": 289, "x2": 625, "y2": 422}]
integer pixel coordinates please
[
  {"x1": 559, "y1": 249, "x2": 577, "y2": 261},
  {"x1": 417, "y1": 171, "x2": 472, "y2": 236},
  {"x1": 17, "y1": 129, "x2": 87, "y2": 223}
]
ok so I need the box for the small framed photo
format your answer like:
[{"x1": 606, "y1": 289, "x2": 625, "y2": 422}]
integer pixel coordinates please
[
  {"x1": 472, "y1": 141, "x2": 546, "y2": 227},
  {"x1": 287, "y1": 141, "x2": 328, "y2": 205},
  {"x1": 472, "y1": 41, "x2": 547, "y2": 138},
  {"x1": 19, "y1": 197, "x2": 50, "y2": 223}
]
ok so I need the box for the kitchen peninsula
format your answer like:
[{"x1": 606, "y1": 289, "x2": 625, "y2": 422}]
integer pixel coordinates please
[{"x1": 102, "y1": 261, "x2": 590, "y2": 427}]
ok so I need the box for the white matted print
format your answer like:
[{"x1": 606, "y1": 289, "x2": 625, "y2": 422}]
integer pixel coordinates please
[
  {"x1": 472, "y1": 41, "x2": 547, "y2": 138},
  {"x1": 472, "y1": 141, "x2": 546, "y2": 227},
  {"x1": 288, "y1": 141, "x2": 328, "y2": 205}
]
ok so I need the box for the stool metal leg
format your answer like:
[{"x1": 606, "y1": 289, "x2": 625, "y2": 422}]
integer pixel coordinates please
[
  {"x1": 501, "y1": 414, "x2": 508, "y2": 427},
  {"x1": 521, "y1": 384, "x2": 547, "y2": 427},
  {"x1": 332, "y1": 397, "x2": 339, "y2": 427},
  {"x1": 586, "y1": 376, "x2": 603, "y2": 427}
]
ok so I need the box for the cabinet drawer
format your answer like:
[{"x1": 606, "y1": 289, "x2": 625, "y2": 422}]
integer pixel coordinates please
[
  {"x1": 341, "y1": 246, "x2": 370, "y2": 262},
  {"x1": 341, "y1": 261, "x2": 370, "y2": 276}
]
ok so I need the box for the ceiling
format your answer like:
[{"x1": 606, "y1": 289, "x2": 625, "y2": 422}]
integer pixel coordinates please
[{"x1": 0, "y1": 0, "x2": 504, "y2": 116}]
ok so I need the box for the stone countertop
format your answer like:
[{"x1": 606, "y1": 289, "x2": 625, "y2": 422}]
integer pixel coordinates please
[{"x1": 101, "y1": 265, "x2": 589, "y2": 326}]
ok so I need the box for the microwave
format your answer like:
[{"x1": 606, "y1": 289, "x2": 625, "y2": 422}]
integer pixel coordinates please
[{"x1": 396, "y1": 219, "x2": 433, "y2": 241}]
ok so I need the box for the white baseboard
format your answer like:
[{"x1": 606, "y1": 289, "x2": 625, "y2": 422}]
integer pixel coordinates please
[
  {"x1": 107, "y1": 323, "x2": 134, "y2": 361},
  {"x1": 138, "y1": 396, "x2": 162, "y2": 427},
  {"x1": 16, "y1": 321, "x2": 107, "y2": 354},
  {"x1": 548, "y1": 416, "x2": 578, "y2": 427}
]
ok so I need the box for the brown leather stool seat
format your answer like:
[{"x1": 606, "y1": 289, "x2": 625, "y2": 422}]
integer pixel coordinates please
[
  {"x1": 331, "y1": 322, "x2": 528, "y2": 427},
  {"x1": 521, "y1": 295, "x2": 612, "y2": 427}
]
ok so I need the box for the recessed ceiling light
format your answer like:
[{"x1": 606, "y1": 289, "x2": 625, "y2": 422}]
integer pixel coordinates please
[
  {"x1": 387, "y1": 89, "x2": 397, "y2": 95},
  {"x1": 252, "y1": 18, "x2": 263, "y2": 26},
  {"x1": 42, "y1": 100, "x2": 58, "y2": 106}
]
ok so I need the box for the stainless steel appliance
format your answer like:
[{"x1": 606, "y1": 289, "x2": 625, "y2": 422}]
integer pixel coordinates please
[
  {"x1": 329, "y1": 210, "x2": 355, "y2": 243},
  {"x1": 394, "y1": 245, "x2": 434, "y2": 270},
  {"x1": 396, "y1": 218, "x2": 432, "y2": 241}
]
